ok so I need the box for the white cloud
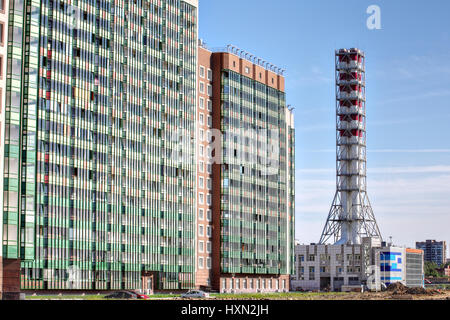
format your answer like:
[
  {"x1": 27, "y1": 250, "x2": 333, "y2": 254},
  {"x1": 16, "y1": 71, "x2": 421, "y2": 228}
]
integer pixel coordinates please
[
  {"x1": 298, "y1": 165, "x2": 450, "y2": 175},
  {"x1": 289, "y1": 66, "x2": 334, "y2": 87},
  {"x1": 304, "y1": 149, "x2": 450, "y2": 154},
  {"x1": 295, "y1": 167, "x2": 450, "y2": 248},
  {"x1": 375, "y1": 89, "x2": 450, "y2": 105}
]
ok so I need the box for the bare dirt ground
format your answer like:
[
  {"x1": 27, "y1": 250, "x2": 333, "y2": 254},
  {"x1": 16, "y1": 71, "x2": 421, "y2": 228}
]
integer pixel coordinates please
[
  {"x1": 208, "y1": 283, "x2": 450, "y2": 300},
  {"x1": 26, "y1": 283, "x2": 450, "y2": 300},
  {"x1": 298, "y1": 290, "x2": 450, "y2": 301},
  {"x1": 209, "y1": 290, "x2": 450, "y2": 301}
]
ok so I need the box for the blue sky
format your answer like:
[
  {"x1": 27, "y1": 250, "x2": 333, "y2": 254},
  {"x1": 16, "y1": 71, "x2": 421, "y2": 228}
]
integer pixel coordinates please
[{"x1": 199, "y1": 0, "x2": 450, "y2": 251}]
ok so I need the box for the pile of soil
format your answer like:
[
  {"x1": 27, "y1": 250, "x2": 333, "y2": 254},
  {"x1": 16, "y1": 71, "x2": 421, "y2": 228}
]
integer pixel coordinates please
[
  {"x1": 387, "y1": 282, "x2": 441, "y2": 296},
  {"x1": 387, "y1": 282, "x2": 408, "y2": 294}
]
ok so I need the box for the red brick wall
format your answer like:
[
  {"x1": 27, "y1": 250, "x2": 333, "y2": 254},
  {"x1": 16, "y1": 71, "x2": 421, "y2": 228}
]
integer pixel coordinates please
[
  {"x1": 1, "y1": 258, "x2": 21, "y2": 300},
  {"x1": 0, "y1": 257, "x2": 3, "y2": 299},
  {"x1": 218, "y1": 52, "x2": 285, "y2": 92},
  {"x1": 196, "y1": 47, "x2": 214, "y2": 289}
]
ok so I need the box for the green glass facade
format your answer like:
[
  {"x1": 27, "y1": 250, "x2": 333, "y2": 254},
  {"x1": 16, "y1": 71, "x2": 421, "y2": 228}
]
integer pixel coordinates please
[
  {"x1": 3, "y1": 0, "x2": 198, "y2": 290},
  {"x1": 220, "y1": 69, "x2": 295, "y2": 275}
]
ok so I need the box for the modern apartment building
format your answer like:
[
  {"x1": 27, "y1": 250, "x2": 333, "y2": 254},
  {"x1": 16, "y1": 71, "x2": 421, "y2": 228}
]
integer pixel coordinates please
[
  {"x1": 0, "y1": 0, "x2": 11, "y2": 299},
  {"x1": 1, "y1": 0, "x2": 199, "y2": 298},
  {"x1": 196, "y1": 43, "x2": 295, "y2": 293},
  {"x1": 416, "y1": 240, "x2": 447, "y2": 266}
]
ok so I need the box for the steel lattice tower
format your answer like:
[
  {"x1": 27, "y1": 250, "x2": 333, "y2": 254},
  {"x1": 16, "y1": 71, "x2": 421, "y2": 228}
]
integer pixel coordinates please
[{"x1": 319, "y1": 48, "x2": 382, "y2": 245}]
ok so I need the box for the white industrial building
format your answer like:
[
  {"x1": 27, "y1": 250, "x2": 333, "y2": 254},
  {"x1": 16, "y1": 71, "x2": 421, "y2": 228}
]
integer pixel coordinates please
[{"x1": 291, "y1": 239, "x2": 424, "y2": 291}]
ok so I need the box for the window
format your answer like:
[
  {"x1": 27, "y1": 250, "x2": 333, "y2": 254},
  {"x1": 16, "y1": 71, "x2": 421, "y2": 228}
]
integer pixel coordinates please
[
  {"x1": 199, "y1": 113, "x2": 204, "y2": 125},
  {"x1": 198, "y1": 257, "x2": 204, "y2": 269},
  {"x1": 198, "y1": 225, "x2": 204, "y2": 236},
  {"x1": 207, "y1": 178, "x2": 212, "y2": 190},
  {"x1": 206, "y1": 226, "x2": 212, "y2": 238},
  {"x1": 207, "y1": 258, "x2": 211, "y2": 269},
  {"x1": 207, "y1": 69, "x2": 212, "y2": 80},
  {"x1": 206, "y1": 194, "x2": 211, "y2": 205},
  {"x1": 207, "y1": 84, "x2": 212, "y2": 96},
  {"x1": 199, "y1": 193, "x2": 204, "y2": 205},
  {"x1": 199, "y1": 145, "x2": 204, "y2": 157},
  {"x1": 206, "y1": 241, "x2": 212, "y2": 253},
  {"x1": 199, "y1": 241, "x2": 204, "y2": 253},
  {"x1": 309, "y1": 267, "x2": 315, "y2": 280},
  {"x1": 199, "y1": 81, "x2": 205, "y2": 93},
  {"x1": 207, "y1": 115, "x2": 212, "y2": 127},
  {"x1": 245, "y1": 66, "x2": 250, "y2": 74},
  {"x1": 199, "y1": 129, "x2": 204, "y2": 141},
  {"x1": 199, "y1": 66, "x2": 205, "y2": 78},
  {"x1": 199, "y1": 97, "x2": 205, "y2": 109},
  {"x1": 199, "y1": 177, "x2": 204, "y2": 189},
  {"x1": 0, "y1": 23, "x2": 4, "y2": 46},
  {"x1": 207, "y1": 100, "x2": 212, "y2": 112},
  {"x1": 206, "y1": 209, "x2": 212, "y2": 221},
  {"x1": 199, "y1": 208, "x2": 204, "y2": 220},
  {"x1": 199, "y1": 161, "x2": 204, "y2": 173}
]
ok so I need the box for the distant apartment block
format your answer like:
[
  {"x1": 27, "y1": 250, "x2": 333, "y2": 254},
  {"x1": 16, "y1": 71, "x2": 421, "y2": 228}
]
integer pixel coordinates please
[{"x1": 416, "y1": 240, "x2": 447, "y2": 266}]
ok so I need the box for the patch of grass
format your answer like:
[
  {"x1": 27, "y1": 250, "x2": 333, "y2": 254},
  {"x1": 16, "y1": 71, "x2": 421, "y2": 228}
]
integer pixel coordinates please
[
  {"x1": 25, "y1": 291, "x2": 354, "y2": 301},
  {"x1": 210, "y1": 292, "x2": 350, "y2": 300},
  {"x1": 26, "y1": 293, "x2": 181, "y2": 300},
  {"x1": 26, "y1": 295, "x2": 109, "y2": 300}
]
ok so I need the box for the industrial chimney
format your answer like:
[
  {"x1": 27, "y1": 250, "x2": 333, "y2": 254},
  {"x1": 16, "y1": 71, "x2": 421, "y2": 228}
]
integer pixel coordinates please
[{"x1": 319, "y1": 48, "x2": 382, "y2": 245}]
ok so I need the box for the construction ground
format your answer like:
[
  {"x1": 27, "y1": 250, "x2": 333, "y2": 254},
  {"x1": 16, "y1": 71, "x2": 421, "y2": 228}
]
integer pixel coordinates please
[{"x1": 25, "y1": 283, "x2": 450, "y2": 300}]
